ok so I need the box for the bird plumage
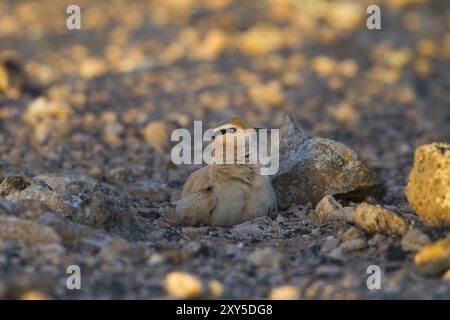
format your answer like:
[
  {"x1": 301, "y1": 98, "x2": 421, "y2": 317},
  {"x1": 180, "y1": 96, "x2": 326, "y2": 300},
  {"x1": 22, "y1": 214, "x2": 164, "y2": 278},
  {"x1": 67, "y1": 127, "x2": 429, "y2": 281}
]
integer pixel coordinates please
[{"x1": 175, "y1": 117, "x2": 277, "y2": 227}]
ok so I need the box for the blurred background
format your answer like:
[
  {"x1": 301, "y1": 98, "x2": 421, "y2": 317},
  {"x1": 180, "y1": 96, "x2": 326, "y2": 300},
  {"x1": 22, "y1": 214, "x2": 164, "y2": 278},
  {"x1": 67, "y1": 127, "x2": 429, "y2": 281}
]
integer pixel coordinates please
[{"x1": 0, "y1": 0, "x2": 449, "y2": 299}]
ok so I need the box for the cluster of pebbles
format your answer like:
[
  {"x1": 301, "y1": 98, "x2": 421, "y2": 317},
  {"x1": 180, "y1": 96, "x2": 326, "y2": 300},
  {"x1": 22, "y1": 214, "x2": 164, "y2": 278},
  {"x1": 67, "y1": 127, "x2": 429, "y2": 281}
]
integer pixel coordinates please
[{"x1": 0, "y1": 0, "x2": 449, "y2": 299}]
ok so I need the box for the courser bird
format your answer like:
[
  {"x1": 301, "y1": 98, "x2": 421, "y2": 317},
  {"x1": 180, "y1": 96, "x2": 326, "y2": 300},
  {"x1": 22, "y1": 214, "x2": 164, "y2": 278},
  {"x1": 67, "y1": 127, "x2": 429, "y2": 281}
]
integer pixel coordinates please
[{"x1": 175, "y1": 116, "x2": 277, "y2": 227}]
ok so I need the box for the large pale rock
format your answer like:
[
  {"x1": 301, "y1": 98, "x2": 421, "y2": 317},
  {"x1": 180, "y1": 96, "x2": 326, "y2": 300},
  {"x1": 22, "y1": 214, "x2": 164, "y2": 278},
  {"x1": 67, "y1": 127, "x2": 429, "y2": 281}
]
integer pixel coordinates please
[
  {"x1": 272, "y1": 116, "x2": 386, "y2": 208},
  {"x1": 405, "y1": 143, "x2": 450, "y2": 228},
  {"x1": 0, "y1": 176, "x2": 74, "y2": 215},
  {"x1": 0, "y1": 175, "x2": 115, "y2": 229}
]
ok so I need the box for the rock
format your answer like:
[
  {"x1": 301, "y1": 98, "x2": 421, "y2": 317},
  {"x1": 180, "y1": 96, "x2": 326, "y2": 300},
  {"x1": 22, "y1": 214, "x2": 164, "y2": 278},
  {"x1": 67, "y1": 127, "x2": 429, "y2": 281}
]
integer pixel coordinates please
[
  {"x1": 405, "y1": 143, "x2": 450, "y2": 228},
  {"x1": 165, "y1": 272, "x2": 204, "y2": 299},
  {"x1": 249, "y1": 80, "x2": 284, "y2": 108},
  {"x1": 326, "y1": 247, "x2": 344, "y2": 261},
  {"x1": 0, "y1": 199, "x2": 14, "y2": 216},
  {"x1": 315, "y1": 265, "x2": 341, "y2": 276},
  {"x1": 142, "y1": 121, "x2": 168, "y2": 153},
  {"x1": 247, "y1": 247, "x2": 285, "y2": 268},
  {"x1": 34, "y1": 174, "x2": 99, "y2": 195},
  {"x1": 80, "y1": 57, "x2": 107, "y2": 79},
  {"x1": 0, "y1": 216, "x2": 60, "y2": 246},
  {"x1": 98, "y1": 238, "x2": 146, "y2": 262},
  {"x1": 238, "y1": 27, "x2": 284, "y2": 56},
  {"x1": 314, "y1": 195, "x2": 355, "y2": 224},
  {"x1": 354, "y1": 203, "x2": 408, "y2": 236},
  {"x1": 230, "y1": 216, "x2": 273, "y2": 238},
  {"x1": 192, "y1": 29, "x2": 228, "y2": 61},
  {"x1": 341, "y1": 226, "x2": 365, "y2": 242},
  {"x1": 339, "y1": 227, "x2": 366, "y2": 252},
  {"x1": 269, "y1": 285, "x2": 299, "y2": 300},
  {"x1": 11, "y1": 199, "x2": 50, "y2": 220},
  {"x1": 415, "y1": 238, "x2": 450, "y2": 276},
  {"x1": 0, "y1": 175, "x2": 75, "y2": 215},
  {"x1": 20, "y1": 290, "x2": 50, "y2": 300},
  {"x1": 19, "y1": 290, "x2": 51, "y2": 300},
  {"x1": 401, "y1": 228, "x2": 431, "y2": 252},
  {"x1": 22, "y1": 97, "x2": 72, "y2": 125},
  {"x1": 72, "y1": 192, "x2": 114, "y2": 228},
  {"x1": 124, "y1": 180, "x2": 169, "y2": 203},
  {"x1": 0, "y1": 175, "x2": 32, "y2": 196},
  {"x1": 321, "y1": 236, "x2": 340, "y2": 253},
  {"x1": 208, "y1": 280, "x2": 224, "y2": 299},
  {"x1": 325, "y1": 1, "x2": 364, "y2": 30},
  {"x1": 105, "y1": 165, "x2": 153, "y2": 186},
  {"x1": 38, "y1": 212, "x2": 112, "y2": 248},
  {"x1": 273, "y1": 116, "x2": 386, "y2": 209},
  {"x1": 443, "y1": 269, "x2": 450, "y2": 282},
  {"x1": 367, "y1": 234, "x2": 386, "y2": 247}
]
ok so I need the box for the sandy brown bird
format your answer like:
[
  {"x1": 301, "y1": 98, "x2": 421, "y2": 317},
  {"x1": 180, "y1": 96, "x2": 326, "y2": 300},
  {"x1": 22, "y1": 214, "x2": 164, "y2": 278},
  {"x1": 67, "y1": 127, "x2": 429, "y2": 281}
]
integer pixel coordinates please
[{"x1": 176, "y1": 116, "x2": 277, "y2": 227}]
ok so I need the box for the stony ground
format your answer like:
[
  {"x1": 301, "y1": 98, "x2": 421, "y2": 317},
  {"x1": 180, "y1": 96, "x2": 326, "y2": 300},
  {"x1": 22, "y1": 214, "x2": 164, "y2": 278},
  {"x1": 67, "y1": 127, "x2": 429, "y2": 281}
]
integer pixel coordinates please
[{"x1": 0, "y1": 0, "x2": 449, "y2": 299}]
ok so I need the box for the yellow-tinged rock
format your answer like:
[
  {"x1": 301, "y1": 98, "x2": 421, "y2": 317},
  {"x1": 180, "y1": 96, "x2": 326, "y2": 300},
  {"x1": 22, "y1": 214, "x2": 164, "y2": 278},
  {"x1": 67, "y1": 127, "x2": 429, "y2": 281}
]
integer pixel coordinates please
[
  {"x1": 165, "y1": 271, "x2": 203, "y2": 299},
  {"x1": 20, "y1": 290, "x2": 50, "y2": 300},
  {"x1": 311, "y1": 56, "x2": 337, "y2": 77},
  {"x1": 415, "y1": 238, "x2": 450, "y2": 276},
  {"x1": 239, "y1": 27, "x2": 284, "y2": 56},
  {"x1": 142, "y1": 121, "x2": 168, "y2": 153},
  {"x1": 80, "y1": 57, "x2": 107, "y2": 79},
  {"x1": 192, "y1": 30, "x2": 228, "y2": 61},
  {"x1": 269, "y1": 285, "x2": 299, "y2": 300},
  {"x1": 405, "y1": 143, "x2": 450, "y2": 228},
  {"x1": 23, "y1": 97, "x2": 73, "y2": 125},
  {"x1": 417, "y1": 39, "x2": 438, "y2": 57},
  {"x1": 208, "y1": 280, "x2": 224, "y2": 298},
  {"x1": 355, "y1": 203, "x2": 408, "y2": 236},
  {"x1": 337, "y1": 59, "x2": 359, "y2": 77},
  {"x1": 325, "y1": 1, "x2": 364, "y2": 30},
  {"x1": 249, "y1": 80, "x2": 284, "y2": 108}
]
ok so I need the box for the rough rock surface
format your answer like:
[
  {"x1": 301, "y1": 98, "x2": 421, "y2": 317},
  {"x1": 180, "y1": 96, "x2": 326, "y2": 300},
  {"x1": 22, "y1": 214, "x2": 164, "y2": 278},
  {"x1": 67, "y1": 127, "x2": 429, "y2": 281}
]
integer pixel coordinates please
[
  {"x1": 314, "y1": 195, "x2": 355, "y2": 224},
  {"x1": 0, "y1": 176, "x2": 74, "y2": 215},
  {"x1": 273, "y1": 116, "x2": 386, "y2": 209},
  {"x1": 405, "y1": 143, "x2": 450, "y2": 228},
  {"x1": 401, "y1": 228, "x2": 431, "y2": 252},
  {"x1": 415, "y1": 238, "x2": 450, "y2": 276},
  {"x1": 355, "y1": 203, "x2": 408, "y2": 236}
]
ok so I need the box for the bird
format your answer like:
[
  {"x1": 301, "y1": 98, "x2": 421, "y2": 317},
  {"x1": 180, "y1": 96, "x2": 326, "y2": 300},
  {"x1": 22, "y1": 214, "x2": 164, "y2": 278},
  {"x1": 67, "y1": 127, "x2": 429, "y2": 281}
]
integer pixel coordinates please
[{"x1": 175, "y1": 116, "x2": 277, "y2": 227}]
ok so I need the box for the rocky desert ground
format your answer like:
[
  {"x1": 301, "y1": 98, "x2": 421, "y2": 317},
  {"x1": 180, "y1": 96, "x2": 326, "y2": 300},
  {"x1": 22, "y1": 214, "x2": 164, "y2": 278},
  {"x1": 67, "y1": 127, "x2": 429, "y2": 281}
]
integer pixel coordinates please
[{"x1": 0, "y1": 0, "x2": 449, "y2": 299}]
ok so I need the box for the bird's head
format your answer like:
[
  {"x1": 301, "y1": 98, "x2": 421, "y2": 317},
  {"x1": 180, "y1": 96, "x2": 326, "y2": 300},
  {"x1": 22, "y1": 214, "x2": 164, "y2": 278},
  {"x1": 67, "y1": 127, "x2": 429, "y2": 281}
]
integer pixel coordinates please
[{"x1": 211, "y1": 116, "x2": 259, "y2": 164}]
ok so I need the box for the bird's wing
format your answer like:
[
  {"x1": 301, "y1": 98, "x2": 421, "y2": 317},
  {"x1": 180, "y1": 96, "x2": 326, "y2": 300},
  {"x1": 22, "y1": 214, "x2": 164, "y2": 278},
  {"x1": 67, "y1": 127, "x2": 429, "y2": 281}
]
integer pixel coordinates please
[
  {"x1": 177, "y1": 166, "x2": 216, "y2": 225},
  {"x1": 181, "y1": 166, "x2": 211, "y2": 196},
  {"x1": 176, "y1": 189, "x2": 216, "y2": 225}
]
